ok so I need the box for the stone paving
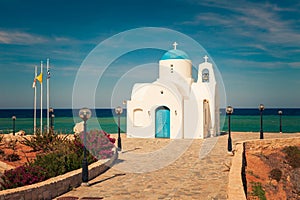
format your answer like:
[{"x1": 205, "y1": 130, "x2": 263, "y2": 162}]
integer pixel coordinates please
[{"x1": 55, "y1": 132, "x2": 300, "y2": 200}]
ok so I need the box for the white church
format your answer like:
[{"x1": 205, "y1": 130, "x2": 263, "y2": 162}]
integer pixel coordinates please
[{"x1": 126, "y1": 42, "x2": 220, "y2": 139}]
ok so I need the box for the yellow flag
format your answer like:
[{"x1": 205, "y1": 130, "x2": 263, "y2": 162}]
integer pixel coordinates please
[{"x1": 36, "y1": 73, "x2": 43, "y2": 83}]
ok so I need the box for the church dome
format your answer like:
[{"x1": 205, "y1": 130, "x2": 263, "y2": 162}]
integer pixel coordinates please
[{"x1": 161, "y1": 49, "x2": 190, "y2": 60}]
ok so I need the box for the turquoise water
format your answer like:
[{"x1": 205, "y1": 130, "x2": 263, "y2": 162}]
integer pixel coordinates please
[
  {"x1": 0, "y1": 117, "x2": 126, "y2": 134},
  {"x1": 0, "y1": 108, "x2": 299, "y2": 134},
  {"x1": 222, "y1": 115, "x2": 300, "y2": 133},
  {"x1": 0, "y1": 115, "x2": 299, "y2": 134}
]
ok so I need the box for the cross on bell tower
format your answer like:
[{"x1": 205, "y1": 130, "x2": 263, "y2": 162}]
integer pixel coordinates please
[
  {"x1": 173, "y1": 42, "x2": 178, "y2": 50},
  {"x1": 204, "y1": 55, "x2": 209, "y2": 62}
]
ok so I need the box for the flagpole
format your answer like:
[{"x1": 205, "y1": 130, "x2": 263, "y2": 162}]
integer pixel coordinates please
[
  {"x1": 47, "y1": 58, "x2": 50, "y2": 133},
  {"x1": 40, "y1": 61, "x2": 43, "y2": 134},
  {"x1": 33, "y1": 66, "x2": 37, "y2": 134}
]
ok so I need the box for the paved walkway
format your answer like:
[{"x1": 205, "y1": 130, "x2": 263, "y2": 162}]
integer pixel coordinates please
[{"x1": 55, "y1": 132, "x2": 300, "y2": 200}]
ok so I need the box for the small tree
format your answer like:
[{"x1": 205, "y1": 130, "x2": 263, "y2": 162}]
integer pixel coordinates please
[
  {"x1": 282, "y1": 146, "x2": 300, "y2": 168},
  {"x1": 269, "y1": 168, "x2": 282, "y2": 182}
]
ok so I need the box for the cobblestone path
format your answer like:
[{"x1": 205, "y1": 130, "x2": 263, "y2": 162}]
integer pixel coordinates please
[{"x1": 56, "y1": 132, "x2": 300, "y2": 200}]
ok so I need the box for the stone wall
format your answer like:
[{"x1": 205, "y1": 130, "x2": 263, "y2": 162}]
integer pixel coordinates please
[
  {"x1": 0, "y1": 149, "x2": 118, "y2": 200},
  {"x1": 228, "y1": 142, "x2": 247, "y2": 200}
]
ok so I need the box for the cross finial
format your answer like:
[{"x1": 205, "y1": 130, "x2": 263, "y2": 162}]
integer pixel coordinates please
[
  {"x1": 204, "y1": 55, "x2": 209, "y2": 62},
  {"x1": 173, "y1": 42, "x2": 178, "y2": 50}
]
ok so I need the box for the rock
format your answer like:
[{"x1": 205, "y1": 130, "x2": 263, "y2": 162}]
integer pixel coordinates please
[
  {"x1": 15, "y1": 130, "x2": 25, "y2": 136},
  {"x1": 287, "y1": 175, "x2": 291, "y2": 182},
  {"x1": 270, "y1": 179, "x2": 278, "y2": 186},
  {"x1": 4, "y1": 135, "x2": 12, "y2": 143}
]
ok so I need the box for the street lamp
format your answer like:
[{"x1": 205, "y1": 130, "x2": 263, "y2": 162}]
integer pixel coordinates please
[
  {"x1": 226, "y1": 106, "x2": 233, "y2": 152},
  {"x1": 278, "y1": 110, "x2": 282, "y2": 133},
  {"x1": 79, "y1": 108, "x2": 92, "y2": 186},
  {"x1": 51, "y1": 114, "x2": 55, "y2": 132},
  {"x1": 12, "y1": 116, "x2": 16, "y2": 136},
  {"x1": 48, "y1": 108, "x2": 54, "y2": 133},
  {"x1": 259, "y1": 104, "x2": 265, "y2": 139},
  {"x1": 49, "y1": 108, "x2": 54, "y2": 132},
  {"x1": 115, "y1": 106, "x2": 123, "y2": 151}
]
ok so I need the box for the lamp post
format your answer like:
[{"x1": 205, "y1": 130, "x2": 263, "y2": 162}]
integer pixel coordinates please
[
  {"x1": 12, "y1": 116, "x2": 16, "y2": 136},
  {"x1": 79, "y1": 108, "x2": 92, "y2": 186},
  {"x1": 226, "y1": 106, "x2": 233, "y2": 152},
  {"x1": 259, "y1": 104, "x2": 265, "y2": 139},
  {"x1": 278, "y1": 110, "x2": 282, "y2": 133},
  {"x1": 115, "y1": 106, "x2": 123, "y2": 151},
  {"x1": 51, "y1": 114, "x2": 55, "y2": 132},
  {"x1": 49, "y1": 108, "x2": 54, "y2": 132}
]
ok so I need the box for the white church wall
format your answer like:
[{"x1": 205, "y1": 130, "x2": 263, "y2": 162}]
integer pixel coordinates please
[
  {"x1": 184, "y1": 97, "x2": 202, "y2": 139},
  {"x1": 131, "y1": 83, "x2": 152, "y2": 100},
  {"x1": 159, "y1": 59, "x2": 192, "y2": 80},
  {"x1": 133, "y1": 108, "x2": 149, "y2": 127},
  {"x1": 127, "y1": 83, "x2": 183, "y2": 139},
  {"x1": 214, "y1": 86, "x2": 221, "y2": 135},
  {"x1": 159, "y1": 59, "x2": 193, "y2": 98},
  {"x1": 127, "y1": 100, "x2": 154, "y2": 138},
  {"x1": 189, "y1": 82, "x2": 215, "y2": 138},
  {"x1": 196, "y1": 59, "x2": 219, "y2": 137},
  {"x1": 157, "y1": 77, "x2": 192, "y2": 98},
  {"x1": 197, "y1": 83, "x2": 216, "y2": 137}
]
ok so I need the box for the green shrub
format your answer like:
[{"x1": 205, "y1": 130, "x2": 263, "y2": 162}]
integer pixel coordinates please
[
  {"x1": 20, "y1": 131, "x2": 68, "y2": 152},
  {"x1": 269, "y1": 168, "x2": 282, "y2": 182},
  {"x1": 251, "y1": 182, "x2": 266, "y2": 200},
  {"x1": 282, "y1": 146, "x2": 300, "y2": 168},
  {"x1": 30, "y1": 151, "x2": 94, "y2": 178},
  {"x1": 29, "y1": 135, "x2": 96, "y2": 178}
]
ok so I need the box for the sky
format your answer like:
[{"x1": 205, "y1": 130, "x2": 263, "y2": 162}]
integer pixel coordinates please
[{"x1": 0, "y1": 0, "x2": 300, "y2": 109}]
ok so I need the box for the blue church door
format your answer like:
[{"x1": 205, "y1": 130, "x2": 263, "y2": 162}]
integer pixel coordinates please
[{"x1": 155, "y1": 106, "x2": 170, "y2": 138}]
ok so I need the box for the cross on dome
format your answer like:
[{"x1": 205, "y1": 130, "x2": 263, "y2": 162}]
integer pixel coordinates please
[
  {"x1": 204, "y1": 55, "x2": 209, "y2": 62},
  {"x1": 173, "y1": 42, "x2": 178, "y2": 50}
]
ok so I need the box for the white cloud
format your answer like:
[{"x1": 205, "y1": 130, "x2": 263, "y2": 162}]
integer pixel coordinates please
[
  {"x1": 54, "y1": 37, "x2": 72, "y2": 42},
  {"x1": 183, "y1": 1, "x2": 300, "y2": 40},
  {"x1": 0, "y1": 30, "x2": 48, "y2": 44},
  {"x1": 0, "y1": 30, "x2": 85, "y2": 47},
  {"x1": 181, "y1": 0, "x2": 300, "y2": 60},
  {"x1": 289, "y1": 62, "x2": 300, "y2": 69}
]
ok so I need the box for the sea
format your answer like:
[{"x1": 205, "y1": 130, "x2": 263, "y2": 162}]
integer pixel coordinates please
[{"x1": 0, "y1": 108, "x2": 299, "y2": 134}]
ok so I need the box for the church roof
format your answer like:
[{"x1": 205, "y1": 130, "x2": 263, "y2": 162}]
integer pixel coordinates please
[
  {"x1": 161, "y1": 49, "x2": 190, "y2": 60},
  {"x1": 160, "y1": 42, "x2": 190, "y2": 60}
]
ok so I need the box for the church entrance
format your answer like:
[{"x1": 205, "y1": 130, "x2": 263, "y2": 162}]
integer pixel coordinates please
[{"x1": 155, "y1": 106, "x2": 170, "y2": 138}]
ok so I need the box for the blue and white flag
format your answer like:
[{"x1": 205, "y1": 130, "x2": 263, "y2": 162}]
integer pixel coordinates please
[{"x1": 47, "y1": 68, "x2": 50, "y2": 79}]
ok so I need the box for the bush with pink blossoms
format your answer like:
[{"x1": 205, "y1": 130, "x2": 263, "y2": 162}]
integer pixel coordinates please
[
  {"x1": 1, "y1": 165, "x2": 47, "y2": 190},
  {"x1": 79, "y1": 130, "x2": 115, "y2": 160}
]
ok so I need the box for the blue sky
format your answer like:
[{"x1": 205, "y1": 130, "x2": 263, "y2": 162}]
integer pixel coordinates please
[{"x1": 0, "y1": 0, "x2": 300, "y2": 108}]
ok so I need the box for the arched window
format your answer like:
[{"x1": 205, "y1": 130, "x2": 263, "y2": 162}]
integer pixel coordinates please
[
  {"x1": 133, "y1": 108, "x2": 144, "y2": 127},
  {"x1": 202, "y1": 68, "x2": 209, "y2": 83}
]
